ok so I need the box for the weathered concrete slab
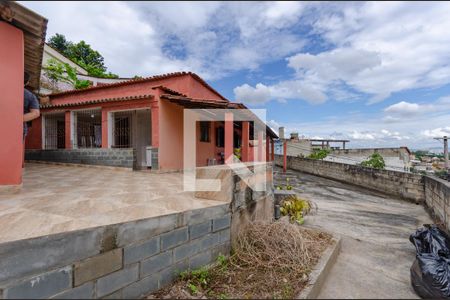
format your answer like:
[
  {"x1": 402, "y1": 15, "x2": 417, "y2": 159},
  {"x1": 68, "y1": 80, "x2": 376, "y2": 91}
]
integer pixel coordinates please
[
  {"x1": 296, "y1": 236, "x2": 341, "y2": 299},
  {"x1": 278, "y1": 169, "x2": 432, "y2": 299}
]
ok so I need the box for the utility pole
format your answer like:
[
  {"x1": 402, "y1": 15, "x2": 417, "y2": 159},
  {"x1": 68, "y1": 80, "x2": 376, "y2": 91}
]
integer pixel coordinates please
[{"x1": 434, "y1": 136, "x2": 449, "y2": 170}]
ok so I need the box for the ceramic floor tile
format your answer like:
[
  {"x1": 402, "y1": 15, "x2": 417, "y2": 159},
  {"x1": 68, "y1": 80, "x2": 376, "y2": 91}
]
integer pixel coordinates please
[{"x1": 0, "y1": 163, "x2": 229, "y2": 244}]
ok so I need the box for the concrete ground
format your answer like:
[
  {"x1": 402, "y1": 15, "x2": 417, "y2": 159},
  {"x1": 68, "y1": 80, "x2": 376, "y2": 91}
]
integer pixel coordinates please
[
  {"x1": 276, "y1": 169, "x2": 432, "y2": 299},
  {"x1": 0, "y1": 163, "x2": 226, "y2": 244}
]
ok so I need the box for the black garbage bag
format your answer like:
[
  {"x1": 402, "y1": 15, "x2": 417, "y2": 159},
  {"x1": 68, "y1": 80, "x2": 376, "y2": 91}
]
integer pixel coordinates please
[{"x1": 410, "y1": 224, "x2": 450, "y2": 298}]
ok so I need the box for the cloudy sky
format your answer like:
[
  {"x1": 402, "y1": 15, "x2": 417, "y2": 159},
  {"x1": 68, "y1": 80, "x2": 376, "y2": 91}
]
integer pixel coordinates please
[{"x1": 22, "y1": 1, "x2": 450, "y2": 151}]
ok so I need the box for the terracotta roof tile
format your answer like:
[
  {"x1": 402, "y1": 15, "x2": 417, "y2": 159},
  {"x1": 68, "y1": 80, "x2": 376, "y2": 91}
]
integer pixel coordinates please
[
  {"x1": 151, "y1": 85, "x2": 187, "y2": 97},
  {"x1": 48, "y1": 72, "x2": 228, "y2": 101},
  {"x1": 41, "y1": 94, "x2": 153, "y2": 109}
]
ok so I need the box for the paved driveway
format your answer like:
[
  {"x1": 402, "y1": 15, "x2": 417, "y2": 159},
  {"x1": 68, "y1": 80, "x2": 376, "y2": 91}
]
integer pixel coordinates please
[{"x1": 280, "y1": 170, "x2": 432, "y2": 299}]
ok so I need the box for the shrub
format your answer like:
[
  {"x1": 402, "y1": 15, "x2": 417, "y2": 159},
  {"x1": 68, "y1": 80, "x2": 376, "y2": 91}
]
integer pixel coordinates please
[
  {"x1": 361, "y1": 153, "x2": 385, "y2": 170},
  {"x1": 280, "y1": 195, "x2": 312, "y2": 224},
  {"x1": 308, "y1": 149, "x2": 330, "y2": 160}
]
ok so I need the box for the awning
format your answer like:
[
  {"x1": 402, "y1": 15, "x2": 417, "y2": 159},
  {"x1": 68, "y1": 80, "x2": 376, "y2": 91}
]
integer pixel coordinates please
[{"x1": 0, "y1": 1, "x2": 48, "y2": 91}]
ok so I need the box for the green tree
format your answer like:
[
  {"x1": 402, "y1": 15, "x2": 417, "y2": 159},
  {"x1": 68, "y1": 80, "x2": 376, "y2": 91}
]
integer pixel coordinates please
[
  {"x1": 66, "y1": 40, "x2": 106, "y2": 72},
  {"x1": 48, "y1": 33, "x2": 71, "y2": 53},
  {"x1": 43, "y1": 58, "x2": 91, "y2": 90},
  {"x1": 361, "y1": 153, "x2": 386, "y2": 170},
  {"x1": 47, "y1": 33, "x2": 119, "y2": 79},
  {"x1": 308, "y1": 149, "x2": 330, "y2": 160}
]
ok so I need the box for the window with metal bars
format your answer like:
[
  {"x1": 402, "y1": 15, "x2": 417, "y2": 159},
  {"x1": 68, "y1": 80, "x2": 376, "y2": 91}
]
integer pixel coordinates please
[
  {"x1": 43, "y1": 112, "x2": 65, "y2": 149},
  {"x1": 113, "y1": 111, "x2": 133, "y2": 148},
  {"x1": 200, "y1": 121, "x2": 210, "y2": 142},
  {"x1": 74, "y1": 109, "x2": 102, "y2": 148}
]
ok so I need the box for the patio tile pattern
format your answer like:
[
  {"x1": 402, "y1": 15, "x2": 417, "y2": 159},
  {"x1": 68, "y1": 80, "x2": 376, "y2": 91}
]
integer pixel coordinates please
[{"x1": 0, "y1": 163, "x2": 227, "y2": 244}]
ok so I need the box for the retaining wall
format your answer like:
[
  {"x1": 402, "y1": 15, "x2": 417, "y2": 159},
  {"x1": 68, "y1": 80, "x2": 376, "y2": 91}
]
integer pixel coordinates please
[
  {"x1": 424, "y1": 176, "x2": 450, "y2": 227},
  {"x1": 275, "y1": 155, "x2": 450, "y2": 231},
  {"x1": 0, "y1": 162, "x2": 275, "y2": 299},
  {"x1": 25, "y1": 148, "x2": 136, "y2": 169},
  {"x1": 0, "y1": 205, "x2": 231, "y2": 299},
  {"x1": 275, "y1": 155, "x2": 424, "y2": 203}
]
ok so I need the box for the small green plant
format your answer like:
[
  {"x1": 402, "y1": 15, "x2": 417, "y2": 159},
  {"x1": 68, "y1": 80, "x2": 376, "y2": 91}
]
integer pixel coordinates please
[
  {"x1": 286, "y1": 177, "x2": 292, "y2": 190},
  {"x1": 187, "y1": 283, "x2": 199, "y2": 295},
  {"x1": 280, "y1": 195, "x2": 311, "y2": 224},
  {"x1": 308, "y1": 149, "x2": 330, "y2": 160},
  {"x1": 43, "y1": 58, "x2": 91, "y2": 90},
  {"x1": 234, "y1": 147, "x2": 241, "y2": 160},
  {"x1": 360, "y1": 153, "x2": 385, "y2": 170},
  {"x1": 217, "y1": 254, "x2": 228, "y2": 270},
  {"x1": 179, "y1": 266, "x2": 211, "y2": 296}
]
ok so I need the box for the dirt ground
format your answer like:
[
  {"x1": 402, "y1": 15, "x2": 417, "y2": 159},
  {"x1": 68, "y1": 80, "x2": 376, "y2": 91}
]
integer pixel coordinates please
[{"x1": 147, "y1": 222, "x2": 333, "y2": 299}]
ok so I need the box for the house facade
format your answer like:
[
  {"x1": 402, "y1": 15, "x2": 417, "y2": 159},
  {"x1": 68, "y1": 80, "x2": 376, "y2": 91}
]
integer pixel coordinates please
[{"x1": 25, "y1": 72, "x2": 277, "y2": 171}]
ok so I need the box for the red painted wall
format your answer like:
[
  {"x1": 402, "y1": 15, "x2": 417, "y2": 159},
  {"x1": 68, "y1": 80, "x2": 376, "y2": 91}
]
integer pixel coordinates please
[
  {"x1": 0, "y1": 22, "x2": 24, "y2": 185},
  {"x1": 196, "y1": 121, "x2": 217, "y2": 167},
  {"x1": 188, "y1": 75, "x2": 224, "y2": 101},
  {"x1": 25, "y1": 117, "x2": 42, "y2": 149},
  {"x1": 49, "y1": 74, "x2": 227, "y2": 106},
  {"x1": 159, "y1": 99, "x2": 184, "y2": 170}
]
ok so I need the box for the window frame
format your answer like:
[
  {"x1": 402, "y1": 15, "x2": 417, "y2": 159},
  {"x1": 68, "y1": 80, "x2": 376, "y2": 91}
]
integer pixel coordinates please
[{"x1": 199, "y1": 121, "x2": 211, "y2": 143}]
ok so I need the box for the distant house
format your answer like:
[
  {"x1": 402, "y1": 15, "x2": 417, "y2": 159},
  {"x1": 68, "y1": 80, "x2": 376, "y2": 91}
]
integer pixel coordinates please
[
  {"x1": 40, "y1": 44, "x2": 131, "y2": 95},
  {"x1": 25, "y1": 72, "x2": 277, "y2": 170}
]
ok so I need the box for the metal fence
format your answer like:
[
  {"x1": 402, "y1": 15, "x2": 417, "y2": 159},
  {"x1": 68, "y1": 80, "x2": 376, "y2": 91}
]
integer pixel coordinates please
[
  {"x1": 113, "y1": 111, "x2": 134, "y2": 148},
  {"x1": 43, "y1": 112, "x2": 65, "y2": 149}
]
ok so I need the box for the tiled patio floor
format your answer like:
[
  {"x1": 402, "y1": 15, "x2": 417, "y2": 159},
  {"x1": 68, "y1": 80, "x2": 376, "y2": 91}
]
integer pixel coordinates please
[{"x1": 0, "y1": 163, "x2": 227, "y2": 244}]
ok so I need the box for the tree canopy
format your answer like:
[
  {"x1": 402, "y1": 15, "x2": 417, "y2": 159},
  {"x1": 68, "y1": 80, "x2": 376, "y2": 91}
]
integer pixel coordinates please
[{"x1": 47, "y1": 33, "x2": 118, "y2": 79}]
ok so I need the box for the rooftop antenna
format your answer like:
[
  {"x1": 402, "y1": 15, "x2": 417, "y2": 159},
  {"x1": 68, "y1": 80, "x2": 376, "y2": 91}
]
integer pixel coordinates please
[{"x1": 433, "y1": 136, "x2": 449, "y2": 170}]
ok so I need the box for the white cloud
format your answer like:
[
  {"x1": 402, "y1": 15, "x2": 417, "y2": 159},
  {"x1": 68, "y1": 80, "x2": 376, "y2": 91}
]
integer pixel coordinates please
[
  {"x1": 384, "y1": 101, "x2": 421, "y2": 116},
  {"x1": 349, "y1": 131, "x2": 376, "y2": 140},
  {"x1": 421, "y1": 127, "x2": 450, "y2": 138},
  {"x1": 383, "y1": 97, "x2": 450, "y2": 119},
  {"x1": 312, "y1": 2, "x2": 450, "y2": 103},
  {"x1": 21, "y1": 1, "x2": 307, "y2": 79},
  {"x1": 269, "y1": 106, "x2": 450, "y2": 149},
  {"x1": 234, "y1": 83, "x2": 272, "y2": 105},
  {"x1": 235, "y1": 2, "x2": 450, "y2": 105}
]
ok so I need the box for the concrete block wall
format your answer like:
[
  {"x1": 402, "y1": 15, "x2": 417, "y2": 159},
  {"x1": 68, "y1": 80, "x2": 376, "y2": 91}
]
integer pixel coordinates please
[
  {"x1": 275, "y1": 155, "x2": 425, "y2": 203},
  {"x1": 424, "y1": 176, "x2": 450, "y2": 227},
  {"x1": 0, "y1": 204, "x2": 231, "y2": 299},
  {"x1": 25, "y1": 148, "x2": 136, "y2": 169},
  {"x1": 195, "y1": 162, "x2": 274, "y2": 246}
]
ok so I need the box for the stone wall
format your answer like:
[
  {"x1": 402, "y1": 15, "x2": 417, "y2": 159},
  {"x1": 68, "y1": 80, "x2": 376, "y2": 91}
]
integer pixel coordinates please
[
  {"x1": 0, "y1": 205, "x2": 230, "y2": 299},
  {"x1": 424, "y1": 176, "x2": 450, "y2": 227},
  {"x1": 275, "y1": 155, "x2": 424, "y2": 203},
  {"x1": 25, "y1": 148, "x2": 136, "y2": 169}
]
